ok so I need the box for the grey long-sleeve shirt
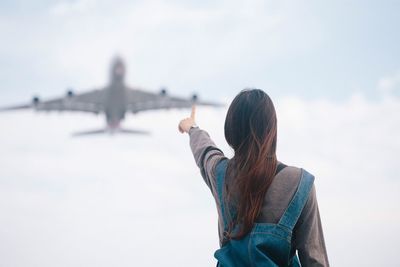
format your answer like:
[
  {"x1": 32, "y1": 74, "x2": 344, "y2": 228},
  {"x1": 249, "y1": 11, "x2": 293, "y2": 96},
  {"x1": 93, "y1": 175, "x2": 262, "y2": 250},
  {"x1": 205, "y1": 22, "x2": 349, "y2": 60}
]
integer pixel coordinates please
[{"x1": 189, "y1": 127, "x2": 329, "y2": 267}]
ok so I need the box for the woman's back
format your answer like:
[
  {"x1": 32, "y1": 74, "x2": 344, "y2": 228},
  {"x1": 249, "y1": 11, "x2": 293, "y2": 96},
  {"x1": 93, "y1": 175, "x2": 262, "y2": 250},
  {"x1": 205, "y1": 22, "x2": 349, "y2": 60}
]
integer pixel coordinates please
[
  {"x1": 187, "y1": 128, "x2": 329, "y2": 266},
  {"x1": 215, "y1": 159, "x2": 315, "y2": 266}
]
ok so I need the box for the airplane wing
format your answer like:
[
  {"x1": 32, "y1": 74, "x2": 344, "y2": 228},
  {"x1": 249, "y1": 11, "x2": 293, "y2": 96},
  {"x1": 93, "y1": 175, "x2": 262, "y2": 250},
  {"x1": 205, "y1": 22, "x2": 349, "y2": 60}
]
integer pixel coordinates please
[
  {"x1": 125, "y1": 88, "x2": 223, "y2": 113},
  {"x1": 0, "y1": 89, "x2": 105, "y2": 114}
]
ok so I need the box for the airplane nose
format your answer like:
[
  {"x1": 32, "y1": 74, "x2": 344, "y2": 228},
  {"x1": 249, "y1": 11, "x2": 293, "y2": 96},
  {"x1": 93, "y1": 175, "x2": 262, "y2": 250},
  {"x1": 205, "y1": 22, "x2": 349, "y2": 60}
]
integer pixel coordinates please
[{"x1": 115, "y1": 66, "x2": 125, "y2": 76}]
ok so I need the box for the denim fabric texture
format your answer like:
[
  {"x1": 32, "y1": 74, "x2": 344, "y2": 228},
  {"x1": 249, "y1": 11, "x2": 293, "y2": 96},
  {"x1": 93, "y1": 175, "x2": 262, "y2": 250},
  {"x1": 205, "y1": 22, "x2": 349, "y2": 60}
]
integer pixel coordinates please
[{"x1": 214, "y1": 159, "x2": 315, "y2": 267}]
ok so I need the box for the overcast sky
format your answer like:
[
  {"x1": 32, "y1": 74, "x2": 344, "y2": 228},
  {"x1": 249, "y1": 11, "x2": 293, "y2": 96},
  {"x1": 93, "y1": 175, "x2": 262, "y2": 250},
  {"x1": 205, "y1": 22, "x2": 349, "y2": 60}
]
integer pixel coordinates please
[
  {"x1": 1, "y1": 0, "x2": 399, "y2": 102},
  {"x1": 0, "y1": 0, "x2": 399, "y2": 266}
]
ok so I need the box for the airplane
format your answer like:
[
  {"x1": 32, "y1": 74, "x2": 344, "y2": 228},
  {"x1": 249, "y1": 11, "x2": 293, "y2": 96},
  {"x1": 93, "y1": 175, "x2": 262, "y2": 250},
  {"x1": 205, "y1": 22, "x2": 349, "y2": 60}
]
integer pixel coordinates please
[{"x1": 0, "y1": 57, "x2": 222, "y2": 136}]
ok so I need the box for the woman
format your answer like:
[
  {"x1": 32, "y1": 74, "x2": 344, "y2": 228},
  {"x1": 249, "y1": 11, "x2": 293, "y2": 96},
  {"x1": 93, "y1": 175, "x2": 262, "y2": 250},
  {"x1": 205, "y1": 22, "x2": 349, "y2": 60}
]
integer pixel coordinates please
[{"x1": 178, "y1": 89, "x2": 329, "y2": 266}]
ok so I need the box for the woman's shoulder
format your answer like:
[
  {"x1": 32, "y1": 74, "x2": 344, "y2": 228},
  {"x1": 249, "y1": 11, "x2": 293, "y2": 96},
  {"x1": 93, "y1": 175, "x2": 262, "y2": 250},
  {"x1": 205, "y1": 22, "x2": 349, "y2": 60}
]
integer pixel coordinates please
[
  {"x1": 258, "y1": 164, "x2": 315, "y2": 224},
  {"x1": 272, "y1": 164, "x2": 316, "y2": 206},
  {"x1": 276, "y1": 164, "x2": 302, "y2": 183},
  {"x1": 268, "y1": 164, "x2": 315, "y2": 201},
  {"x1": 277, "y1": 163, "x2": 315, "y2": 184}
]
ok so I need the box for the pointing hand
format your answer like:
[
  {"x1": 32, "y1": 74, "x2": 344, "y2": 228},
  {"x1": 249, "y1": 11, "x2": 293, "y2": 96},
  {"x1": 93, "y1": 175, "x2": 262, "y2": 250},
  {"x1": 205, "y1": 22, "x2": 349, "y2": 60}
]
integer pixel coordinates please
[{"x1": 178, "y1": 105, "x2": 197, "y2": 134}]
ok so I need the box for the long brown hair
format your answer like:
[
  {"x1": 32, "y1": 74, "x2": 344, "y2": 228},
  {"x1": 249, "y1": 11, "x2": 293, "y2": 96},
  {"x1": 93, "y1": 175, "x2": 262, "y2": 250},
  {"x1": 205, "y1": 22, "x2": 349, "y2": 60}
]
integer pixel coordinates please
[{"x1": 224, "y1": 89, "x2": 278, "y2": 239}]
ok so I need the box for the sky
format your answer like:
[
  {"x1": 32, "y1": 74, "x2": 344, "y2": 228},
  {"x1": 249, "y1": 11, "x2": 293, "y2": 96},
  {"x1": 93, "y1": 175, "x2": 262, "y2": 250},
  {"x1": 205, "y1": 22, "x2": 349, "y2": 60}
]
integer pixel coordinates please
[{"x1": 0, "y1": 0, "x2": 399, "y2": 266}]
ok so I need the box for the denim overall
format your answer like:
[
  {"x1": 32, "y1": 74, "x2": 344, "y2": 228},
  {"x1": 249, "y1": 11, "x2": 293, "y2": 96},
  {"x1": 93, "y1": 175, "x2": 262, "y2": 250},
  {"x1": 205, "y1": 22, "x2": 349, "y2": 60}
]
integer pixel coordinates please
[{"x1": 214, "y1": 159, "x2": 315, "y2": 267}]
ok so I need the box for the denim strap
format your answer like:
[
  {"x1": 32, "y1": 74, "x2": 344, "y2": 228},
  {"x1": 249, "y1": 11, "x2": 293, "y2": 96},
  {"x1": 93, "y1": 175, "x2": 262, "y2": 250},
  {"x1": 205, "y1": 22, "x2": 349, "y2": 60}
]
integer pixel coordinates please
[
  {"x1": 215, "y1": 159, "x2": 229, "y2": 232},
  {"x1": 278, "y1": 169, "x2": 315, "y2": 230}
]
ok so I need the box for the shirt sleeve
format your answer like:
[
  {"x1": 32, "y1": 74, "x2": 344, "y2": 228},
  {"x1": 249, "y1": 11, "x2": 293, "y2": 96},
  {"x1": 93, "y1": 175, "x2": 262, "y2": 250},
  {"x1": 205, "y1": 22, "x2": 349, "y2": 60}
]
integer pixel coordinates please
[
  {"x1": 294, "y1": 185, "x2": 330, "y2": 267},
  {"x1": 188, "y1": 127, "x2": 227, "y2": 193}
]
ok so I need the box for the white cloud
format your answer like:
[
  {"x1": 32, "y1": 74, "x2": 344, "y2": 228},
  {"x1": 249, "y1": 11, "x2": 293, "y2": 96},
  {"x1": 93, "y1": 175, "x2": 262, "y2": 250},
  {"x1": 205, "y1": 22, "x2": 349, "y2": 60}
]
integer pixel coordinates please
[{"x1": 378, "y1": 70, "x2": 400, "y2": 96}]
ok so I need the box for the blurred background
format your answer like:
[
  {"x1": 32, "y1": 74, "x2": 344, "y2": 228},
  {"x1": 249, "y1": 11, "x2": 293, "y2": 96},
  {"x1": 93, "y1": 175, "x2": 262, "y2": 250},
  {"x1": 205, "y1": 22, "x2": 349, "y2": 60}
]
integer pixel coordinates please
[{"x1": 0, "y1": 0, "x2": 399, "y2": 266}]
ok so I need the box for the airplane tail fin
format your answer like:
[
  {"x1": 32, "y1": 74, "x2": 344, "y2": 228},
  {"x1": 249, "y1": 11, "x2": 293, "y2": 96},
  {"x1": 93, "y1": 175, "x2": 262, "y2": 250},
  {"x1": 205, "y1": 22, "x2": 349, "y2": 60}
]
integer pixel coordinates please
[{"x1": 72, "y1": 128, "x2": 150, "y2": 137}]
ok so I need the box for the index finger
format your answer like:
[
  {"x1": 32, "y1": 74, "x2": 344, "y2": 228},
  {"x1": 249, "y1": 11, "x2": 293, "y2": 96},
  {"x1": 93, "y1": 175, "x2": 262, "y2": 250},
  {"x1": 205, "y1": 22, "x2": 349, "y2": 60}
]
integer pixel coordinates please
[{"x1": 190, "y1": 104, "x2": 196, "y2": 119}]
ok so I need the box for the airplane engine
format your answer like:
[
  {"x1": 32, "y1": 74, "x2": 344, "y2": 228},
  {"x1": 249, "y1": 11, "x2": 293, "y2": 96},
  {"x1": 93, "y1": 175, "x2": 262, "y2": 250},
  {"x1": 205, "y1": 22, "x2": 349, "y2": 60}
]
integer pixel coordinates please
[
  {"x1": 66, "y1": 89, "x2": 74, "y2": 98},
  {"x1": 160, "y1": 88, "x2": 167, "y2": 96},
  {"x1": 32, "y1": 96, "x2": 40, "y2": 106},
  {"x1": 191, "y1": 93, "x2": 198, "y2": 102}
]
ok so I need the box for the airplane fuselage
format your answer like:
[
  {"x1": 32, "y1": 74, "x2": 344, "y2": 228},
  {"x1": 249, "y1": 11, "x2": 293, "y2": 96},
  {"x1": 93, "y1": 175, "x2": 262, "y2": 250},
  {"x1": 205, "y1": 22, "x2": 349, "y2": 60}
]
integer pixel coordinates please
[
  {"x1": 104, "y1": 81, "x2": 126, "y2": 129},
  {"x1": 103, "y1": 57, "x2": 128, "y2": 131}
]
